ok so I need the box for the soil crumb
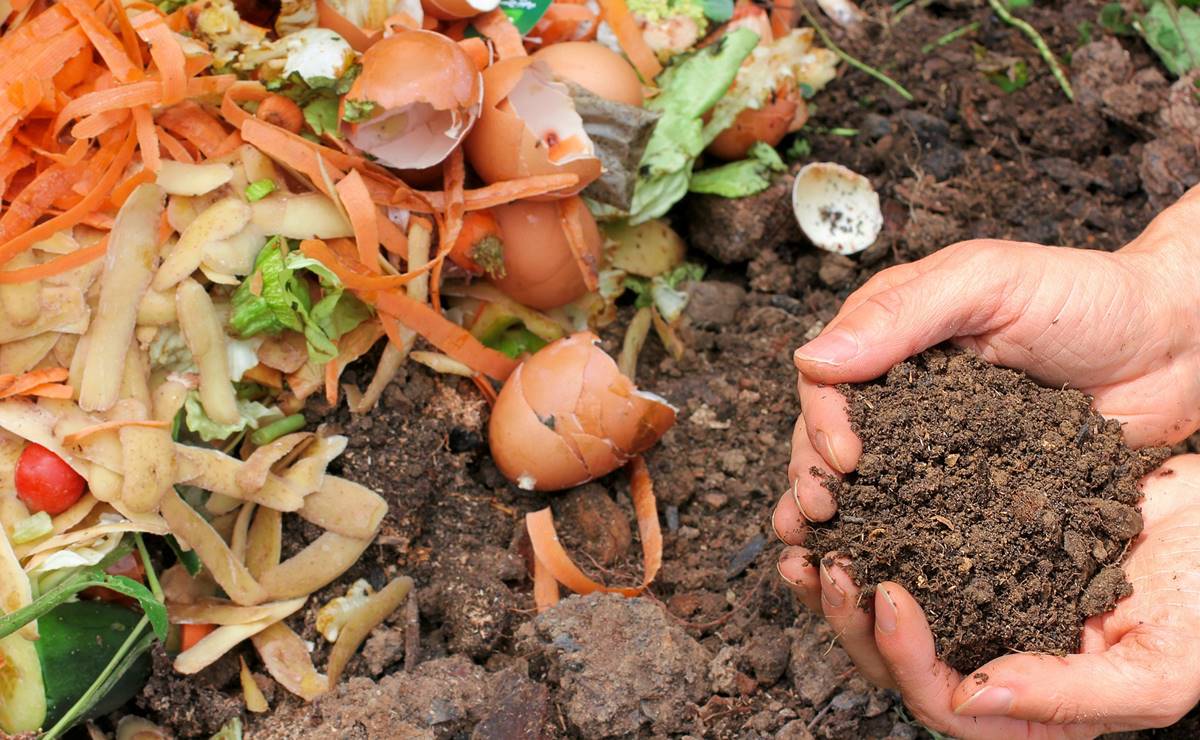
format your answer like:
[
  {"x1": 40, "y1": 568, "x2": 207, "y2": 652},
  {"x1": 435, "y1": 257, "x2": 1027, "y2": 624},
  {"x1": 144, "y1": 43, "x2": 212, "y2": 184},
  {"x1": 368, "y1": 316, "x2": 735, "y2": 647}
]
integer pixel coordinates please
[{"x1": 808, "y1": 349, "x2": 1170, "y2": 673}]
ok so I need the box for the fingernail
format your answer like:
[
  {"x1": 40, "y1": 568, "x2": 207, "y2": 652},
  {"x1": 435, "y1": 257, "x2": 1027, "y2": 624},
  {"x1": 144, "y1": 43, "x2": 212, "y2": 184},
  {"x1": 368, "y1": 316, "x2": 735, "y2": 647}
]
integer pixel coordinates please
[
  {"x1": 776, "y1": 549, "x2": 807, "y2": 587},
  {"x1": 814, "y1": 430, "x2": 848, "y2": 474},
  {"x1": 791, "y1": 478, "x2": 815, "y2": 522},
  {"x1": 819, "y1": 561, "x2": 845, "y2": 608},
  {"x1": 876, "y1": 586, "x2": 898, "y2": 634},
  {"x1": 954, "y1": 686, "x2": 1014, "y2": 716},
  {"x1": 771, "y1": 498, "x2": 790, "y2": 543},
  {"x1": 795, "y1": 329, "x2": 860, "y2": 367}
]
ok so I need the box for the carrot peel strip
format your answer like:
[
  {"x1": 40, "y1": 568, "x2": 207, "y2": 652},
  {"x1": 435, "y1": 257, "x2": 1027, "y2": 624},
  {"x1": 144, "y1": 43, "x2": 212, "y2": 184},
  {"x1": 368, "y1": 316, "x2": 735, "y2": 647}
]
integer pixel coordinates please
[
  {"x1": 62, "y1": 419, "x2": 170, "y2": 446},
  {"x1": 63, "y1": 0, "x2": 141, "y2": 83},
  {"x1": 525, "y1": 456, "x2": 662, "y2": 599},
  {"x1": 0, "y1": 237, "x2": 108, "y2": 284},
  {"x1": 373, "y1": 290, "x2": 517, "y2": 381},
  {"x1": 335, "y1": 170, "x2": 382, "y2": 274},
  {"x1": 0, "y1": 368, "x2": 69, "y2": 399},
  {"x1": 532, "y1": 552, "x2": 560, "y2": 612},
  {"x1": 595, "y1": 0, "x2": 662, "y2": 81},
  {"x1": 133, "y1": 12, "x2": 188, "y2": 105}
]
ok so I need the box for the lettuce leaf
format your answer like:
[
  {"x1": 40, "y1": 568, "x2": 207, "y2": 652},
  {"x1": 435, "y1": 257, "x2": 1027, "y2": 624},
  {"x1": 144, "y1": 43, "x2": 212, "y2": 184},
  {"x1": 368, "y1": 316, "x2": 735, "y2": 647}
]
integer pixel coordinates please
[
  {"x1": 183, "y1": 393, "x2": 278, "y2": 442},
  {"x1": 229, "y1": 239, "x2": 372, "y2": 363},
  {"x1": 629, "y1": 28, "x2": 760, "y2": 224},
  {"x1": 689, "y1": 141, "x2": 786, "y2": 198}
]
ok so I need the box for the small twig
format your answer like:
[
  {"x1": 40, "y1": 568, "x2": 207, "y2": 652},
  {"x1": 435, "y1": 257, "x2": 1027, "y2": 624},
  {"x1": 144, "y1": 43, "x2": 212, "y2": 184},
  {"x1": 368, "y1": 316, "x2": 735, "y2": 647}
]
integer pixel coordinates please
[
  {"x1": 920, "y1": 20, "x2": 980, "y2": 54},
  {"x1": 403, "y1": 590, "x2": 420, "y2": 672},
  {"x1": 800, "y1": 4, "x2": 915, "y2": 102},
  {"x1": 986, "y1": 0, "x2": 1074, "y2": 101}
]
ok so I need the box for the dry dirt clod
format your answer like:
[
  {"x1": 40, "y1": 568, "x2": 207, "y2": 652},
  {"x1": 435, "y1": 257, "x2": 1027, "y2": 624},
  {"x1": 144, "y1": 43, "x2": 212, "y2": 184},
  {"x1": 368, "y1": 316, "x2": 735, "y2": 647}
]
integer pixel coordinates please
[
  {"x1": 808, "y1": 349, "x2": 1170, "y2": 673},
  {"x1": 517, "y1": 593, "x2": 711, "y2": 737},
  {"x1": 550, "y1": 484, "x2": 633, "y2": 566}
]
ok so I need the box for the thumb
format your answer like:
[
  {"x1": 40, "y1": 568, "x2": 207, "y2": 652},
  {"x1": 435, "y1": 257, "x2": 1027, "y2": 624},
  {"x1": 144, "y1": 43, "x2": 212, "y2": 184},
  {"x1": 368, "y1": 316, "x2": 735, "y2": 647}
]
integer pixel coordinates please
[
  {"x1": 951, "y1": 636, "x2": 1194, "y2": 727},
  {"x1": 794, "y1": 241, "x2": 1019, "y2": 384}
]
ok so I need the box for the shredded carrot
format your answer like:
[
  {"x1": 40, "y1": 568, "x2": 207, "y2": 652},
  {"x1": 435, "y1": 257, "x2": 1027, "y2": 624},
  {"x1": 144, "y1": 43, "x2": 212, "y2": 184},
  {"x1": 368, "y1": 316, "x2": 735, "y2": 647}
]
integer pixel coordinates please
[
  {"x1": 395, "y1": 174, "x2": 580, "y2": 211},
  {"x1": 595, "y1": 0, "x2": 662, "y2": 81},
  {"x1": 0, "y1": 163, "x2": 89, "y2": 246},
  {"x1": 0, "y1": 127, "x2": 135, "y2": 268},
  {"x1": 525, "y1": 455, "x2": 662, "y2": 598},
  {"x1": 63, "y1": 0, "x2": 141, "y2": 83},
  {"x1": 316, "y1": 0, "x2": 375, "y2": 52},
  {"x1": 158, "y1": 101, "x2": 230, "y2": 157},
  {"x1": 324, "y1": 360, "x2": 339, "y2": 406},
  {"x1": 180, "y1": 623, "x2": 215, "y2": 652},
  {"x1": 373, "y1": 290, "x2": 518, "y2": 381},
  {"x1": 62, "y1": 418, "x2": 170, "y2": 446},
  {"x1": 156, "y1": 125, "x2": 194, "y2": 163},
  {"x1": 53, "y1": 47, "x2": 97, "y2": 93},
  {"x1": 298, "y1": 238, "x2": 428, "y2": 291},
  {"x1": 335, "y1": 170, "x2": 382, "y2": 274},
  {"x1": 212, "y1": 130, "x2": 243, "y2": 158},
  {"x1": 133, "y1": 11, "x2": 187, "y2": 105},
  {"x1": 53, "y1": 80, "x2": 159, "y2": 136},
  {"x1": 220, "y1": 80, "x2": 268, "y2": 130},
  {"x1": 532, "y1": 552, "x2": 560, "y2": 612},
  {"x1": 0, "y1": 368, "x2": 69, "y2": 398},
  {"x1": 111, "y1": 169, "x2": 156, "y2": 209},
  {"x1": 72, "y1": 108, "x2": 130, "y2": 140},
  {"x1": 377, "y1": 213, "x2": 409, "y2": 258},
  {"x1": 473, "y1": 10, "x2": 528, "y2": 59},
  {"x1": 430, "y1": 147, "x2": 466, "y2": 310},
  {"x1": 132, "y1": 105, "x2": 160, "y2": 172},
  {"x1": 240, "y1": 118, "x2": 345, "y2": 197},
  {"x1": 19, "y1": 383, "x2": 75, "y2": 399},
  {"x1": 558, "y1": 197, "x2": 599, "y2": 291},
  {"x1": 109, "y1": 0, "x2": 145, "y2": 71},
  {"x1": 0, "y1": 236, "x2": 107, "y2": 284}
]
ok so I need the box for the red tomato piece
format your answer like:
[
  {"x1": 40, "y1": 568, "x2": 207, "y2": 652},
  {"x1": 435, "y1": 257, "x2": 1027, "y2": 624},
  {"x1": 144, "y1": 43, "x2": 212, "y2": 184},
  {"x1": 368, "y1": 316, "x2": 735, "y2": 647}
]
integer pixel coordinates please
[{"x1": 14, "y1": 443, "x2": 86, "y2": 515}]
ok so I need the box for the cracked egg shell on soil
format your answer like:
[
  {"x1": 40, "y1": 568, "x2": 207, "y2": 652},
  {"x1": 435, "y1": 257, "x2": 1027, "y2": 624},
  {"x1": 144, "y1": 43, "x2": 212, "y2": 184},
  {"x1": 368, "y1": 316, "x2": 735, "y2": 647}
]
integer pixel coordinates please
[
  {"x1": 341, "y1": 30, "x2": 482, "y2": 170},
  {"x1": 463, "y1": 58, "x2": 602, "y2": 198},
  {"x1": 490, "y1": 196, "x2": 603, "y2": 310},
  {"x1": 488, "y1": 333, "x2": 676, "y2": 491},
  {"x1": 791, "y1": 162, "x2": 882, "y2": 255}
]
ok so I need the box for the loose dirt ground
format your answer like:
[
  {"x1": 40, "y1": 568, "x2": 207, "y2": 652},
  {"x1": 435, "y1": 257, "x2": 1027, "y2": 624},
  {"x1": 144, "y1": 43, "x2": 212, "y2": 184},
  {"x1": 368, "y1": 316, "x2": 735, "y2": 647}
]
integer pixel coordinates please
[{"x1": 136, "y1": 1, "x2": 1200, "y2": 737}]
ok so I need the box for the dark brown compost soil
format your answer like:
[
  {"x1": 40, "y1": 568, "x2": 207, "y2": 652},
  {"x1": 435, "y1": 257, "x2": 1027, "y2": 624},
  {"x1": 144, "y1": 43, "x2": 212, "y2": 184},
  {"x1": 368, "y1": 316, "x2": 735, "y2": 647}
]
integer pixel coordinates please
[
  {"x1": 132, "y1": 1, "x2": 1200, "y2": 737},
  {"x1": 807, "y1": 349, "x2": 1170, "y2": 673}
]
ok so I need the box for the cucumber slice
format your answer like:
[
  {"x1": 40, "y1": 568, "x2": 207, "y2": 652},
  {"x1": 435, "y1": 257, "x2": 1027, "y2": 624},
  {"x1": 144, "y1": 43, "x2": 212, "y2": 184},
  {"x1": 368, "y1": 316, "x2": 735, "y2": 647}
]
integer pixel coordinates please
[
  {"x1": 0, "y1": 631, "x2": 48, "y2": 734},
  {"x1": 36, "y1": 601, "x2": 152, "y2": 728}
]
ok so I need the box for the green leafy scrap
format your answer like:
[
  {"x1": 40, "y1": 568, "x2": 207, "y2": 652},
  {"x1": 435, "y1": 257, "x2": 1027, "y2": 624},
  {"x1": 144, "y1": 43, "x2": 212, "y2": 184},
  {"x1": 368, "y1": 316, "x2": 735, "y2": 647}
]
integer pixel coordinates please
[
  {"x1": 1137, "y1": 1, "x2": 1200, "y2": 76},
  {"x1": 229, "y1": 239, "x2": 372, "y2": 363},
  {"x1": 262, "y1": 66, "x2": 360, "y2": 138},
  {"x1": 987, "y1": 58, "x2": 1030, "y2": 93},
  {"x1": 342, "y1": 99, "x2": 379, "y2": 123},
  {"x1": 1099, "y1": 3, "x2": 1136, "y2": 35},
  {"x1": 688, "y1": 141, "x2": 787, "y2": 198}
]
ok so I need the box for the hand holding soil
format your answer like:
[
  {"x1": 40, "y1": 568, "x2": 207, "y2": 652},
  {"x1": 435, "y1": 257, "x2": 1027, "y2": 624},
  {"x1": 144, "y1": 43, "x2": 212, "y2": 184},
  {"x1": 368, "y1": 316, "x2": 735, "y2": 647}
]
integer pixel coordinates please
[{"x1": 776, "y1": 186, "x2": 1200, "y2": 736}]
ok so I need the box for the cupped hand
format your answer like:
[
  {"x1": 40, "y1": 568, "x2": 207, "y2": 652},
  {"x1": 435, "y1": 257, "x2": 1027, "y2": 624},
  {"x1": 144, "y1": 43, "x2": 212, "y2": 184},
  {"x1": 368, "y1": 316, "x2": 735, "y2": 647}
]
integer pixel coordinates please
[{"x1": 775, "y1": 456, "x2": 1200, "y2": 738}]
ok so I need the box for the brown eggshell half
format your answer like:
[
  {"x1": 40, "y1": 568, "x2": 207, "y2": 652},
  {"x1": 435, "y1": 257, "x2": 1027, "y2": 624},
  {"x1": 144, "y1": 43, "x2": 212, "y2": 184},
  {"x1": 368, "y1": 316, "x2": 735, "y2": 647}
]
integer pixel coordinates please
[
  {"x1": 488, "y1": 333, "x2": 676, "y2": 491},
  {"x1": 421, "y1": 0, "x2": 500, "y2": 19},
  {"x1": 343, "y1": 30, "x2": 483, "y2": 169},
  {"x1": 531, "y1": 42, "x2": 644, "y2": 107},
  {"x1": 463, "y1": 57, "x2": 602, "y2": 198},
  {"x1": 490, "y1": 196, "x2": 603, "y2": 310},
  {"x1": 707, "y1": 87, "x2": 801, "y2": 161}
]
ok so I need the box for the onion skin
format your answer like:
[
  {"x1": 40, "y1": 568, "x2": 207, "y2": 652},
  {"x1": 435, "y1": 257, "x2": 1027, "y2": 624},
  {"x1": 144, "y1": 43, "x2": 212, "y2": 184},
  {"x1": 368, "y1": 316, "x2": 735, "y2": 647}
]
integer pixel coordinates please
[
  {"x1": 490, "y1": 197, "x2": 602, "y2": 310},
  {"x1": 489, "y1": 333, "x2": 676, "y2": 491},
  {"x1": 707, "y1": 89, "x2": 803, "y2": 161}
]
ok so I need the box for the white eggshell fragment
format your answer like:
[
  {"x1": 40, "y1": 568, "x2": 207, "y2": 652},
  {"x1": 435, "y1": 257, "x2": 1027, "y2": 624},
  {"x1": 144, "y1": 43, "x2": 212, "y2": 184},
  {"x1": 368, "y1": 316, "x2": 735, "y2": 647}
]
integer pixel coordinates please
[{"x1": 791, "y1": 162, "x2": 882, "y2": 255}]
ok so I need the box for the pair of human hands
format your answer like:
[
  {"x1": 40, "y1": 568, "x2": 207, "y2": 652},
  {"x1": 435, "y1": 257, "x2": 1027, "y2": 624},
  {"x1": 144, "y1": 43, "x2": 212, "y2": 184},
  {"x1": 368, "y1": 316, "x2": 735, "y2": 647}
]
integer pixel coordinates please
[{"x1": 776, "y1": 190, "x2": 1200, "y2": 738}]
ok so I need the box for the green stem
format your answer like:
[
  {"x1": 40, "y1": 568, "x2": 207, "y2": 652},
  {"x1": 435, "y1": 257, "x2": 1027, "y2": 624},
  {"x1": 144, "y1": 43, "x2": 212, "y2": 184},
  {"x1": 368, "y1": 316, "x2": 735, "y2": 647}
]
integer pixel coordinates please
[
  {"x1": 986, "y1": 0, "x2": 1074, "y2": 101},
  {"x1": 250, "y1": 413, "x2": 307, "y2": 446},
  {"x1": 43, "y1": 617, "x2": 152, "y2": 740},
  {"x1": 134, "y1": 533, "x2": 164, "y2": 602},
  {"x1": 800, "y1": 4, "x2": 915, "y2": 102},
  {"x1": 921, "y1": 21, "x2": 980, "y2": 54}
]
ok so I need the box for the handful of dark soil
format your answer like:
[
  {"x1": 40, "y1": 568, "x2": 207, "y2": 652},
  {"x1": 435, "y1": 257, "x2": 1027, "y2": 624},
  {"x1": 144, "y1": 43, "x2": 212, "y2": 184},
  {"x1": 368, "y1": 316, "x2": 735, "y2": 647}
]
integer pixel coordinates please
[{"x1": 807, "y1": 349, "x2": 1170, "y2": 673}]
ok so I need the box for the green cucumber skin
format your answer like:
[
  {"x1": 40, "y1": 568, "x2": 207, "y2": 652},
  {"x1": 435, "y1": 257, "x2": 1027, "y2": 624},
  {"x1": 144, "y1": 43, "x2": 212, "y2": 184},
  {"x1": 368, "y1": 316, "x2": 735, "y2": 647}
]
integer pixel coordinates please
[{"x1": 35, "y1": 601, "x2": 152, "y2": 727}]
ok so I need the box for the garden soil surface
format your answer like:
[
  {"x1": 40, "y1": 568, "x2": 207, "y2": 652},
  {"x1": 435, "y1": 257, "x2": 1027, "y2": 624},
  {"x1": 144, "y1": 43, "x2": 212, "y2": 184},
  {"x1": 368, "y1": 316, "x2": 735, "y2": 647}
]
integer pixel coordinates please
[{"x1": 135, "y1": 1, "x2": 1200, "y2": 738}]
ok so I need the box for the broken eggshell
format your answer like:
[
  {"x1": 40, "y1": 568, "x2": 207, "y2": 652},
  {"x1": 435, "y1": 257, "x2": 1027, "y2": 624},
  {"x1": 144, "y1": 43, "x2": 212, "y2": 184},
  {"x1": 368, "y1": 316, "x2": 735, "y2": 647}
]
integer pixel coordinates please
[
  {"x1": 341, "y1": 30, "x2": 483, "y2": 170},
  {"x1": 491, "y1": 196, "x2": 603, "y2": 310},
  {"x1": 488, "y1": 333, "x2": 676, "y2": 491},
  {"x1": 530, "y1": 42, "x2": 645, "y2": 108},
  {"x1": 463, "y1": 58, "x2": 602, "y2": 198},
  {"x1": 421, "y1": 0, "x2": 501, "y2": 20},
  {"x1": 791, "y1": 162, "x2": 882, "y2": 255}
]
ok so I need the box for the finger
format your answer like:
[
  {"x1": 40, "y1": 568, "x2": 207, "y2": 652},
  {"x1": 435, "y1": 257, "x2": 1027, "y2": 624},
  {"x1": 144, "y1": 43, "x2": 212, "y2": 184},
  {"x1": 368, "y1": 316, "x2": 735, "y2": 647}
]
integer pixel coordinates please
[
  {"x1": 778, "y1": 546, "x2": 821, "y2": 612},
  {"x1": 789, "y1": 411, "x2": 843, "y2": 520},
  {"x1": 951, "y1": 630, "x2": 1196, "y2": 728},
  {"x1": 793, "y1": 240, "x2": 1021, "y2": 385},
  {"x1": 832, "y1": 260, "x2": 926, "y2": 321},
  {"x1": 772, "y1": 487, "x2": 808, "y2": 546},
  {"x1": 873, "y1": 582, "x2": 1046, "y2": 739},
  {"x1": 819, "y1": 559, "x2": 895, "y2": 689}
]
